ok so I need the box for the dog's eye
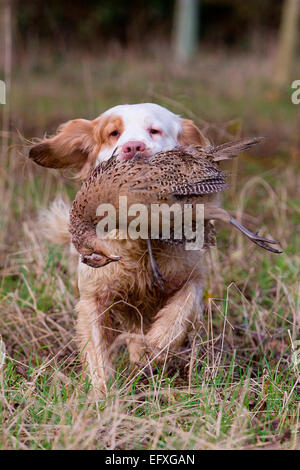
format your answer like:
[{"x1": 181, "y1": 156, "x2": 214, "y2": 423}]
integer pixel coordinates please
[
  {"x1": 110, "y1": 130, "x2": 120, "y2": 137},
  {"x1": 149, "y1": 129, "x2": 161, "y2": 135}
]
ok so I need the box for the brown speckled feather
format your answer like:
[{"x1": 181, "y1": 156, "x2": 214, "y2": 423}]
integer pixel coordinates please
[
  {"x1": 69, "y1": 138, "x2": 263, "y2": 253},
  {"x1": 128, "y1": 149, "x2": 228, "y2": 198}
]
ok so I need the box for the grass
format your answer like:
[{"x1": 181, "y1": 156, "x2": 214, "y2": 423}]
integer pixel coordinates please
[{"x1": 0, "y1": 46, "x2": 299, "y2": 450}]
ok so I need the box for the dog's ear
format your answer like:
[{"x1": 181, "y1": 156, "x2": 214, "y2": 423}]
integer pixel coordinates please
[
  {"x1": 178, "y1": 119, "x2": 209, "y2": 147},
  {"x1": 29, "y1": 119, "x2": 99, "y2": 177}
]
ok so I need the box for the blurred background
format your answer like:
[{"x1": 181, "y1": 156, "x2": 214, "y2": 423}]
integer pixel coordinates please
[
  {"x1": 0, "y1": 0, "x2": 299, "y2": 267},
  {"x1": 0, "y1": 0, "x2": 299, "y2": 283},
  {"x1": 0, "y1": 0, "x2": 299, "y2": 151},
  {"x1": 0, "y1": 2, "x2": 299, "y2": 449}
]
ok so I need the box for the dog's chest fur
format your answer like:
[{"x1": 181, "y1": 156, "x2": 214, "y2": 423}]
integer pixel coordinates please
[{"x1": 77, "y1": 222, "x2": 215, "y2": 330}]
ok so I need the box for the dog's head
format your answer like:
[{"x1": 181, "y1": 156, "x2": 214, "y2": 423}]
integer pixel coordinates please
[{"x1": 29, "y1": 103, "x2": 209, "y2": 179}]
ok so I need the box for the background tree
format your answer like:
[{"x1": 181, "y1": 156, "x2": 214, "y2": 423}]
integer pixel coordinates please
[
  {"x1": 0, "y1": 0, "x2": 12, "y2": 155},
  {"x1": 173, "y1": 0, "x2": 200, "y2": 63},
  {"x1": 275, "y1": 0, "x2": 300, "y2": 86}
]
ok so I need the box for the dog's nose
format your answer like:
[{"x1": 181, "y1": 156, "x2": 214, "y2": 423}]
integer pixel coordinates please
[{"x1": 120, "y1": 141, "x2": 146, "y2": 160}]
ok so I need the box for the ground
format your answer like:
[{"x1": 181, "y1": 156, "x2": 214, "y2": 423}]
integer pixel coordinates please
[{"x1": 0, "y1": 47, "x2": 299, "y2": 449}]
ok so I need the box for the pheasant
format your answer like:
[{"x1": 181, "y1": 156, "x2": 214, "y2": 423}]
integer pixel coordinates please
[{"x1": 69, "y1": 137, "x2": 282, "y2": 290}]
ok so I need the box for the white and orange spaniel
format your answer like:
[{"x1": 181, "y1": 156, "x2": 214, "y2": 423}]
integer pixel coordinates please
[
  {"x1": 30, "y1": 103, "x2": 208, "y2": 176},
  {"x1": 29, "y1": 103, "x2": 210, "y2": 395}
]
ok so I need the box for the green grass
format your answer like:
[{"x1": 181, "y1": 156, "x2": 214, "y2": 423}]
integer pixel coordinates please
[{"x1": 0, "y1": 47, "x2": 299, "y2": 449}]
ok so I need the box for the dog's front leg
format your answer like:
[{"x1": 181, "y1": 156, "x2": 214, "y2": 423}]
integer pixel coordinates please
[
  {"x1": 76, "y1": 296, "x2": 115, "y2": 396},
  {"x1": 138, "y1": 280, "x2": 203, "y2": 365}
]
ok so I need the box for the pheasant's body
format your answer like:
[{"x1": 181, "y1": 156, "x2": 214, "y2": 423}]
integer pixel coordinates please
[
  {"x1": 70, "y1": 149, "x2": 225, "y2": 254},
  {"x1": 70, "y1": 137, "x2": 280, "y2": 257}
]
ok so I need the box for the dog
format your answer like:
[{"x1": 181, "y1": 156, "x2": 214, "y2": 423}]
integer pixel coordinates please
[{"x1": 29, "y1": 103, "x2": 211, "y2": 395}]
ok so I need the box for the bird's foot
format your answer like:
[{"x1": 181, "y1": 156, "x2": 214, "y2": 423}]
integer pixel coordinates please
[
  {"x1": 249, "y1": 237, "x2": 283, "y2": 253},
  {"x1": 230, "y1": 216, "x2": 282, "y2": 254}
]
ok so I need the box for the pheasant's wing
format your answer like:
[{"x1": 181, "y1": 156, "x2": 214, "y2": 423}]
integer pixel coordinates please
[
  {"x1": 163, "y1": 155, "x2": 229, "y2": 197},
  {"x1": 169, "y1": 175, "x2": 229, "y2": 197},
  {"x1": 129, "y1": 171, "x2": 228, "y2": 198},
  {"x1": 128, "y1": 154, "x2": 229, "y2": 198}
]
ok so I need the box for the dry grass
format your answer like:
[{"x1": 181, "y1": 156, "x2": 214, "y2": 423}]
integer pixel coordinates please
[{"x1": 0, "y1": 48, "x2": 299, "y2": 449}]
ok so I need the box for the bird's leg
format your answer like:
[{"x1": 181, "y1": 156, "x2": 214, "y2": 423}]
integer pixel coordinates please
[
  {"x1": 147, "y1": 239, "x2": 166, "y2": 294},
  {"x1": 229, "y1": 215, "x2": 282, "y2": 253},
  {"x1": 204, "y1": 206, "x2": 282, "y2": 253}
]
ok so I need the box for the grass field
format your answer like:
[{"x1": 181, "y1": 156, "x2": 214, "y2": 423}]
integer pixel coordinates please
[{"x1": 0, "y1": 48, "x2": 299, "y2": 449}]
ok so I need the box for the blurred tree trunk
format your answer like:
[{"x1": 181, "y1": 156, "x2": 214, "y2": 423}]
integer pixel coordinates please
[
  {"x1": 0, "y1": 0, "x2": 12, "y2": 149},
  {"x1": 275, "y1": 0, "x2": 300, "y2": 86},
  {"x1": 173, "y1": 0, "x2": 199, "y2": 64}
]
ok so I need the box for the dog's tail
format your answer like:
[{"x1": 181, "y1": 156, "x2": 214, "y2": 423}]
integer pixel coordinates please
[{"x1": 39, "y1": 197, "x2": 71, "y2": 245}]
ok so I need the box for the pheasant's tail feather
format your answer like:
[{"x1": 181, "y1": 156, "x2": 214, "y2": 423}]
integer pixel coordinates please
[{"x1": 211, "y1": 137, "x2": 265, "y2": 161}]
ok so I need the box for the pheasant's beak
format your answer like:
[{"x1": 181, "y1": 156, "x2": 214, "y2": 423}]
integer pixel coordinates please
[{"x1": 81, "y1": 253, "x2": 120, "y2": 268}]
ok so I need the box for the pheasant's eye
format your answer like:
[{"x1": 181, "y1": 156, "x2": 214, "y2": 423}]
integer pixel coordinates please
[
  {"x1": 110, "y1": 130, "x2": 120, "y2": 137},
  {"x1": 149, "y1": 129, "x2": 161, "y2": 135}
]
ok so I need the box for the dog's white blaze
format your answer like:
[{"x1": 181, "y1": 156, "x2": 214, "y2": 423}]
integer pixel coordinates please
[{"x1": 97, "y1": 103, "x2": 182, "y2": 163}]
